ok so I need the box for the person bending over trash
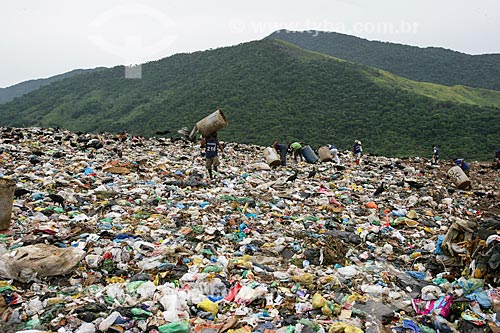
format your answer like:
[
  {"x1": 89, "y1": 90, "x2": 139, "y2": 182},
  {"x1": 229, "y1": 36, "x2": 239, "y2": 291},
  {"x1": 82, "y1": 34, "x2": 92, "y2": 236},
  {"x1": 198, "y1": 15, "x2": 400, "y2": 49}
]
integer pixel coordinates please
[
  {"x1": 289, "y1": 142, "x2": 303, "y2": 162},
  {"x1": 328, "y1": 144, "x2": 341, "y2": 164},
  {"x1": 201, "y1": 132, "x2": 223, "y2": 179},
  {"x1": 273, "y1": 140, "x2": 289, "y2": 166},
  {"x1": 453, "y1": 158, "x2": 470, "y2": 175}
]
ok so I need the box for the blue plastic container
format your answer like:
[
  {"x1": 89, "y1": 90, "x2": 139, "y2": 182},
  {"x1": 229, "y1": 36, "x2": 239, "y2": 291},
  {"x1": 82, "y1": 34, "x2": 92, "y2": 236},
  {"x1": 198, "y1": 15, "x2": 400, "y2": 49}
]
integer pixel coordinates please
[{"x1": 301, "y1": 145, "x2": 319, "y2": 163}]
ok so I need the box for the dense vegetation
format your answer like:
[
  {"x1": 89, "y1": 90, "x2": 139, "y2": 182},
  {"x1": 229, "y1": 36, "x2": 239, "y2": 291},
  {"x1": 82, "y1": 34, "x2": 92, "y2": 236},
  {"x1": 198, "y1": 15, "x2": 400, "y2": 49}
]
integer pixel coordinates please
[
  {"x1": 0, "y1": 68, "x2": 98, "y2": 104},
  {"x1": 0, "y1": 39, "x2": 499, "y2": 160},
  {"x1": 268, "y1": 30, "x2": 500, "y2": 91}
]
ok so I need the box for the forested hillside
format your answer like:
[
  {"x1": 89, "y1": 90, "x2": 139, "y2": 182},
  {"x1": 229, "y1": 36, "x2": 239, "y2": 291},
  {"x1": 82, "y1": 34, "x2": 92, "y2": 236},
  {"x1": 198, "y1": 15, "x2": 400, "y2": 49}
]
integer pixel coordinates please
[
  {"x1": 0, "y1": 39, "x2": 499, "y2": 160},
  {"x1": 268, "y1": 30, "x2": 500, "y2": 91},
  {"x1": 0, "y1": 69, "x2": 99, "y2": 104}
]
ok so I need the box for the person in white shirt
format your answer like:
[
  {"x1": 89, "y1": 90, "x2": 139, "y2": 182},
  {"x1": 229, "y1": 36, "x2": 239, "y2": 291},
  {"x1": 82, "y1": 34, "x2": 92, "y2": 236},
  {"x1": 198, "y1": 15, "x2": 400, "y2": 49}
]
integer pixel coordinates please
[{"x1": 328, "y1": 144, "x2": 341, "y2": 164}]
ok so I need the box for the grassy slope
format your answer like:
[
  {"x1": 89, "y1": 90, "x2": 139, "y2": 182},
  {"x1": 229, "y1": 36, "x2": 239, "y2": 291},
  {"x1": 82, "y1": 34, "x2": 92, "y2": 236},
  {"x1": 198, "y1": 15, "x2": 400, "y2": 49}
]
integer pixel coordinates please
[
  {"x1": 274, "y1": 39, "x2": 500, "y2": 108},
  {"x1": 372, "y1": 70, "x2": 500, "y2": 107},
  {"x1": 268, "y1": 30, "x2": 500, "y2": 91}
]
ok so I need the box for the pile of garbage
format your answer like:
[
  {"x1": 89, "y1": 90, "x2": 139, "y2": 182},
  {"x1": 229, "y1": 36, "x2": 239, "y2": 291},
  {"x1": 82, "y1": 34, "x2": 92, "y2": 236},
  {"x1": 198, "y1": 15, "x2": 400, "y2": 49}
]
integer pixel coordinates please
[{"x1": 0, "y1": 126, "x2": 499, "y2": 333}]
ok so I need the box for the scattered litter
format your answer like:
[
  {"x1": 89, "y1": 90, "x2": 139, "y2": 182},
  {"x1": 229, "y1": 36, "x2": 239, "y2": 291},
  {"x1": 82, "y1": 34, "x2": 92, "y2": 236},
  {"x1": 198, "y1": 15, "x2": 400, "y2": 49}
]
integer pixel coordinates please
[{"x1": 0, "y1": 126, "x2": 498, "y2": 333}]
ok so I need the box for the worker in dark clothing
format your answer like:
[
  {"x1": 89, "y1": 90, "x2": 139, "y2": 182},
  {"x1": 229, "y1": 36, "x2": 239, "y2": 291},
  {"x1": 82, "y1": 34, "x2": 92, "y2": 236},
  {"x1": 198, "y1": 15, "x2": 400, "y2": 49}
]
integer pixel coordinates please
[
  {"x1": 453, "y1": 158, "x2": 470, "y2": 176},
  {"x1": 273, "y1": 140, "x2": 289, "y2": 166},
  {"x1": 431, "y1": 145, "x2": 439, "y2": 165},
  {"x1": 201, "y1": 132, "x2": 224, "y2": 179},
  {"x1": 493, "y1": 148, "x2": 500, "y2": 170}
]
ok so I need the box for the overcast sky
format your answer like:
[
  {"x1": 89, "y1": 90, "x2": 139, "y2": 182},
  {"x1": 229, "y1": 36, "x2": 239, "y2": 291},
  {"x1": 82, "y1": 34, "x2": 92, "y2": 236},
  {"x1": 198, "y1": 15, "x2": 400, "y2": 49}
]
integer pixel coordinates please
[{"x1": 1, "y1": 0, "x2": 499, "y2": 88}]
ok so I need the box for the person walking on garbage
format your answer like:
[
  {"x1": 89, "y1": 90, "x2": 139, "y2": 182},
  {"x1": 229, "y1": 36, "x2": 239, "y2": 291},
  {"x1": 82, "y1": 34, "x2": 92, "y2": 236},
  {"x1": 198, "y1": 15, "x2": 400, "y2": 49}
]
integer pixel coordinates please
[
  {"x1": 289, "y1": 141, "x2": 303, "y2": 162},
  {"x1": 273, "y1": 140, "x2": 289, "y2": 166},
  {"x1": 494, "y1": 148, "x2": 500, "y2": 170},
  {"x1": 453, "y1": 158, "x2": 470, "y2": 175},
  {"x1": 353, "y1": 140, "x2": 362, "y2": 164},
  {"x1": 201, "y1": 132, "x2": 224, "y2": 179},
  {"x1": 431, "y1": 145, "x2": 439, "y2": 165},
  {"x1": 328, "y1": 144, "x2": 341, "y2": 164}
]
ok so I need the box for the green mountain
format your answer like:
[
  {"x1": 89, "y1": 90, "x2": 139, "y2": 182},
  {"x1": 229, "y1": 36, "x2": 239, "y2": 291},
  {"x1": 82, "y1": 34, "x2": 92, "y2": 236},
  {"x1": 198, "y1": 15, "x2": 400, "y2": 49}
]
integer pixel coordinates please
[
  {"x1": 0, "y1": 39, "x2": 499, "y2": 160},
  {"x1": 267, "y1": 30, "x2": 500, "y2": 91},
  {"x1": 0, "y1": 68, "x2": 100, "y2": 104}
]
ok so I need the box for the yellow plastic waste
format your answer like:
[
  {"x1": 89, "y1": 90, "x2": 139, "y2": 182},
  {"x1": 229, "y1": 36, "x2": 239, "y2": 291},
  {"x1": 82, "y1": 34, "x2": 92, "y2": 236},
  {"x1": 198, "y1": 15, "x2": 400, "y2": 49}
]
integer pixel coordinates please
[
  {"x1": 292, "y1": 273, "x2": 314, "y2": 285},
  {"x1": 192, "y1": 257, "x2": 204, "y2": 266},
  {"x1": 45, "y1": 297, "x2": 64, "y2": 305},
  {"x1": 410, "y1": 252, "x2": 422, "y2": 259},
  {"x1": 407, "y1": 210, "x2": 419, "y2": 219},
  {"x1": 423, "y1": 210, "x2": 434, "y2": 216},
  {"x1": 321, "y1": 303, "x2": 332, "y2": 316},
  {"x1": 154, "y1": 272, "x2": 169, "y2": 286},
  {"x1": 312, "y1": 293, "x2": 326, "y2": 309},
  {"x1": 328, "y1": 322, "x2": 363, "y2": 333},
  {"x1": 349, "y1": 184, "x2": 364, "y2": 192},
  {"x1": 198, "y1": 298, "x2": 219, "y2": 315},
  {"x1": 318, "y1": 275, "x2": 339, "y2": 286},
  {"x1": 423, "y1": 227, "x2": 435, "y2": 234},
  {"x1": 332, "y1": 303, "x2": 342, "y2": 316},
  {"x1": 227, "y1": 326, "x2": 252, "y2": 333},
  {"x1": 0, "y1": 281, "x2": 15, "y2": 289},
  {"x1": 404, "y1": 219, "x2": 419, "y2": 227},
  {"x1": 346, "y1": 292, "x2": 365, "y2": 304},
  {"x1": 106, "y1": 276, "x2": 125, "y2": 284},
  {"x1": 153, "y1": 274, "x2": 160, "y2": 286},
  {"x1": 234, "y1": 255, "x2": 253, "y2": 268}
]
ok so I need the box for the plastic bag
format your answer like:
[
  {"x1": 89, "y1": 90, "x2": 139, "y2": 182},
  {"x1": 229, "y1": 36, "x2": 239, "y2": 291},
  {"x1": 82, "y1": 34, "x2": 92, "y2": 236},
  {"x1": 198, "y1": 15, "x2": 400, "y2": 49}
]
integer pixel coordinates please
[
  {"x1": 312, "y1": 293, "x2": 326, "y2": 309},
  {"x1": 466, "y1": 289, "x2": 492, "y2": 308},
  {"x1": 225, "y1": 282, "x2": 242, "y2": 302},
  {"x1": 337, "y1": 266, "x2": 358, "y2": 278},
  {"x1": 106, "y1": 284, "x2": 125, "y2": 302},
  {"x1": 421, "y1": 285, "x2": 443, "y2": 301},
  {"x1": 198, "y1": 298, "x2": 219, "y2": 315},
  {"x1": 412, "y1": 295, "x2": 453, "y2": 318},
  {"x1": 328, "y1": 322, "x2": 363, "y2": 333},
  {"x1": 98, "y1": 311, "x2": 122, "y2": 332},
  {"x1": 158, "y1": 321, "x2": 189, "y2": 333},
  {"x1": 137, "y1": 281, "x2": 156, "y2": 300},
  {"x1": 234, "y1": 285, "x2": 267, "y2": 305},
  {"x1": 75, "y1": 322, "x2": 96, "y2": 333},
  {"x1": 0, "y1": 244, "x2": 85, "y2": 282},
  {"x1": 458, "y1": 278, "x2": 484, "y2": 294}
]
